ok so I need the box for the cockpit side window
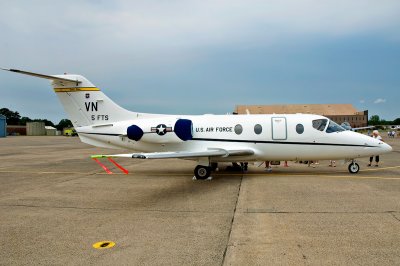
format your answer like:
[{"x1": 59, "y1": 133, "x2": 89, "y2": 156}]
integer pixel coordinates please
[
  {"x1": 326, "y1": 120, "x2": 345, "y2": 133},
  {"x1": 312, "y1": 119, "x2": 328, "y2": 131}
]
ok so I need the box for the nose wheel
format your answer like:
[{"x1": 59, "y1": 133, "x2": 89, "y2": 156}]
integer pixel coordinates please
[{"x1": 348, "y1": 161, "x2": 360, "y2": 174}]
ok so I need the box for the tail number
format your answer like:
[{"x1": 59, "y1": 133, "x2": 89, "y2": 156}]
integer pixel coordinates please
[
  {"x1": 85, "y1": 102, "x2": 108, "y2": 120},
  {"x1": 85, "y1": 102, "x2": 98, "y2": 112}
]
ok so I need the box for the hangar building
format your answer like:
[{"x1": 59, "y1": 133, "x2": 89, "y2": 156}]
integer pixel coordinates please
[{"x1": 234, "y1": 104, "x2": 368, "y2": 128}]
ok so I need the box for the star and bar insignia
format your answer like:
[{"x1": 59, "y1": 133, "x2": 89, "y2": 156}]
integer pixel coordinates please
[{"x1": 151, "y1": 124, "x2": 173, "y2": 136}]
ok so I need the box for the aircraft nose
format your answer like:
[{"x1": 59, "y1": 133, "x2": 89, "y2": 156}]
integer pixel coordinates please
[{"x1": 382, "y1": 142, "x2": 393, "y2": 153}]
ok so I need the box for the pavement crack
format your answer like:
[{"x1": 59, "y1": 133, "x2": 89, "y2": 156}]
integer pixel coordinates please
[
  {"x1": 297, "y1": 244, "x2": 308, "y2": 265},
  {"x1": 389, "y1": 212, "x2": 400, "y2": 223},
  {"x1": 221, "y1": 174, "x2": 243, "y2": 266}
]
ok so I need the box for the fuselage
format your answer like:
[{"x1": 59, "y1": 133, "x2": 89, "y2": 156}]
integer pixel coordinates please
[{"x1": 77, "y1": 113, "x2": 392, "y2": 162}]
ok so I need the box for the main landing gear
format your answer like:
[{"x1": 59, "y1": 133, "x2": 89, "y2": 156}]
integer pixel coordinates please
[
  {"x1": 348, "y1": 160, "x2": 360, "y2": 174},
  {"x1": 194, "y1": 163, "x2": 218, "y2": 180},
  {"x1": 194, "y1": 165, "x2": 212, "y2": 180}
]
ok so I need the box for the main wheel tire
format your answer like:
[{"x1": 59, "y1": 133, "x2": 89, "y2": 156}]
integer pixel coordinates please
[
  {"x1": 348, "y1": 162, "x2": 360, "y2": 174},
  {"x1": 194, "y1": 165, "x2": 211, "y2": 180}
]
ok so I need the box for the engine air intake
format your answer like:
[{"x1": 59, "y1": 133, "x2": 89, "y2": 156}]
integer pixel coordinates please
[
  {"x1": 174, "y1": 119, "x2": 193, "y2": 141},
  {"x1": 127, "y1": 125, "x2": 143, "y2": 141}
]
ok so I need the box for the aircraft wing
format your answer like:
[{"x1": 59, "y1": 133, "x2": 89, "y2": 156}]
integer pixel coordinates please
[
  {"x1": 352, "y1": 126, "x2": 375, "y2": 131},
  {"x1": 91, "y1": 148, "x2": 254, "y2": 159}
]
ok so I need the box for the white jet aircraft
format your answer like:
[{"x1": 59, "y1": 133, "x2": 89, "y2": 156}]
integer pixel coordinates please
[{"x1": 2, "y1": 68, "x2": 392, "y2": 179}]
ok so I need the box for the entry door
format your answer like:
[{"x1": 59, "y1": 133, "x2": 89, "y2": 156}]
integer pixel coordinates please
[{"x1": 271, "y1": 117, "x2": 287, "y2": 140}]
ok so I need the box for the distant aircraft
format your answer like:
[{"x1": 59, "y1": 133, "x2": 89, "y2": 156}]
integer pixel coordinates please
[
  {"x1": 2, "y1": 68, "x2": 392, "y2": 179},
  {"x1": 340, "y1": 121, "x2": 374, "y2": 132}
]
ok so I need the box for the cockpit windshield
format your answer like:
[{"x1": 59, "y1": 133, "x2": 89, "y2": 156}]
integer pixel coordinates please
[
  {"x1": 312, "y1": 119, "x2": 328, "y2": 131},
  {"x1": 326, "y1": 120, "x2": 345, "y2": 133},
  {"x1": 312, "y1": 119, "x2": 345, "y2": 133}
]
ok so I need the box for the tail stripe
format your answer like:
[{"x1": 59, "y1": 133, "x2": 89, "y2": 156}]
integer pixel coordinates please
[{"x1": 54, "y1": 87, "x2": 100, "y2": 92}]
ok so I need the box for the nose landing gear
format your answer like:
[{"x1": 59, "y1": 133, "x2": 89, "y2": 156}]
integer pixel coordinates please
[{"x1": 348, "y1": 161, "x2": 360, "y2": 174}]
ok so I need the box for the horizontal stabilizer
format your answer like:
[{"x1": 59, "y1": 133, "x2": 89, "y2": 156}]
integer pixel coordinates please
[
  {"x1": 1, "y1": 68, "x2": 81, "y2": 83},
  {"x1": 91, "y1": 148, "x2": 254, "y2": 160}
]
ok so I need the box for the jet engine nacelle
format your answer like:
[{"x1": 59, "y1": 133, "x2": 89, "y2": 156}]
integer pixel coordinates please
[{"x1": 127, "y1": 118, "x2": 193, "y2": 144}]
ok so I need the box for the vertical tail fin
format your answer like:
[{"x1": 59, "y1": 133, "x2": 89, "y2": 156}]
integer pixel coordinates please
[
  {"x1": 52, "y1": 74, "x2": 138, "y2": 127},
  {"x1": 2, "y1": 68, "x2": 155, "y2": 127}
]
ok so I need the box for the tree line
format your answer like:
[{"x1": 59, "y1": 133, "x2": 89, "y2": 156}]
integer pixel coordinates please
[
  {"x1": 369, "y1": 115, "x2": 400, "y2": 126},
  {"x1": 0, "y1": 108, "x2": 73, "y2": 131}
]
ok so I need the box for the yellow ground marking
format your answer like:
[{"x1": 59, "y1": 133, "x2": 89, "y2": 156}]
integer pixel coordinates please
[
  {"x1": 362, "y1": 165, "x2": 400, "y2": 171},
  {"x1": 93, "y1": 241, "x2": 115, "y2": 249},
  {"x1": 319, "y1": 175, "x2": 400, "y2": 180},
  {"x1": 0, "y1": 170, "x2": 84, "y2": 174},
  {"x1": 211, "y1": 172, "x2": 400, "y2": 180}
]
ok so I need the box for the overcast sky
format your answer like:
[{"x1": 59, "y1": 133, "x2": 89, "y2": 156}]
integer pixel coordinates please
[{"x1": 1, "y1": 0, "x2": 399, "y2": 123}]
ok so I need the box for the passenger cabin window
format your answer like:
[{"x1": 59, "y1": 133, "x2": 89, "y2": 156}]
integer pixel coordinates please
[
  {"x1": 234, "y1": 124, "x2": 243, "y2": 135},
  {"x1": 296, "y1": 124, "x2": 304, "y2": 134},
  {"x1": 326, "y1": 120, "x2": 345, "y2": 133},
  {"x1": 312, "y1": 119, "x2": 328, "y2": 131},
  {"x1": 254, "y1": 124, "x2": 262, "y2": 134}
]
